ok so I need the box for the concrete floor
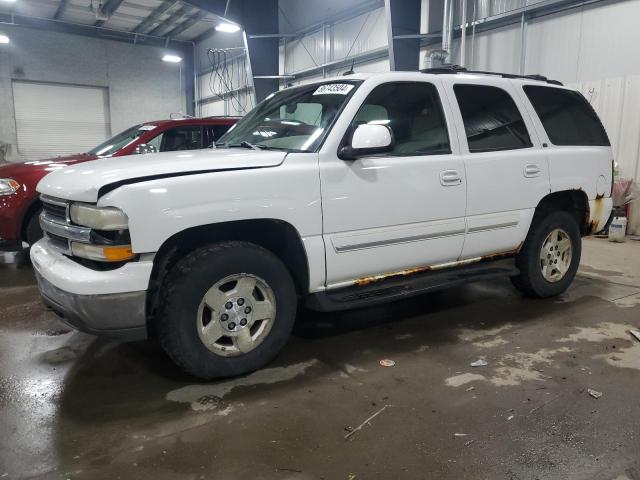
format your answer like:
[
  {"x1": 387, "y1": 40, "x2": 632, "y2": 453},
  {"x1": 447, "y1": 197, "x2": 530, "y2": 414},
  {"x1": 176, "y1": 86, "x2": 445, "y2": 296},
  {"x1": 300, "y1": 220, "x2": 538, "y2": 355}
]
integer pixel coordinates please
[{"x1": 1, "y1": 238, "x2": 639, "y2": 480}]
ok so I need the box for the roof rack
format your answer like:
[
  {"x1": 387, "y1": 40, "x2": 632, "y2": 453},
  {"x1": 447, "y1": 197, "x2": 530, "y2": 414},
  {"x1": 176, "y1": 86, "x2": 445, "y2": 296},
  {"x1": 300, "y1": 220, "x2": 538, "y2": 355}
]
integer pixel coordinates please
[{"x1": 420, "y1": 64, "x2": 563, "y2": 86}]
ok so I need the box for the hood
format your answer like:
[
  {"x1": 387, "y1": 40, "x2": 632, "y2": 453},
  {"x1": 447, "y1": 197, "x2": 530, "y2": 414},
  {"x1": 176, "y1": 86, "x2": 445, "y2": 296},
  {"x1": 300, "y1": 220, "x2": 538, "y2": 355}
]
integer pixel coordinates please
[
  {"x1": 0, "y1": 154, "x2": 97, "y2": 179},
  {"x1": 37, "y1": 149, "x2": 287, "y2": 202}
]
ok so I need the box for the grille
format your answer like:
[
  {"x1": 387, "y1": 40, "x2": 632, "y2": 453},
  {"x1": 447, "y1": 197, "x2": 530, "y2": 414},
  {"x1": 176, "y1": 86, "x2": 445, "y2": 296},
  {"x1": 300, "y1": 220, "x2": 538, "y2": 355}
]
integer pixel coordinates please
[
  {"x1": 46, "y1": 232, "x2": 70, "y2": 253},
  {"x1": 41, "y1": 200, "x2": 68, "y2": 223}
]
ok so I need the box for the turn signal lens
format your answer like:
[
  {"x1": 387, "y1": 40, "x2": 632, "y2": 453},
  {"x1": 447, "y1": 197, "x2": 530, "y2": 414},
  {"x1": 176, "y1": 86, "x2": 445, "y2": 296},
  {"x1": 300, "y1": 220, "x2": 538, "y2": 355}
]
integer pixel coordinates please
[{"x1": 71, "y1": 242, "x2": 135, "y2": 262}]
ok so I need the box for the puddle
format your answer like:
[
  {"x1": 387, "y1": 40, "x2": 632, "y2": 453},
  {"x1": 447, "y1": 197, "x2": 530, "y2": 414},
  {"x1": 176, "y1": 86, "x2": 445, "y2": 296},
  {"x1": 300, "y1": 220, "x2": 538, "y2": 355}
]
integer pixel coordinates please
[
  {"x1": 458, "y1": 324, "x2": 513, "y2": 342},
  {"x1": 445, "y1": 373, "x2": 486, "y2": 387},
  {"x1": 445, "y1": 347, "x2": 572, "y2": 388},
  {"x1": 40, "y1": 346, "x2": 77, "y2": 364},
  {"x1": 557, "y1": 322, "x2": 640, "y2": 372},
  {"x1": 613, "y1": 293, "x2": 640, "y2": 308},
  {"x1": 473, "y1": 336, "x2": 509, "y2": 348},
  {"x1": 166, "y1": 360, "x2": 318, "y2": 411},
  {"x1": 489, "y1": 348, "x2": 571, "y2": 386}
]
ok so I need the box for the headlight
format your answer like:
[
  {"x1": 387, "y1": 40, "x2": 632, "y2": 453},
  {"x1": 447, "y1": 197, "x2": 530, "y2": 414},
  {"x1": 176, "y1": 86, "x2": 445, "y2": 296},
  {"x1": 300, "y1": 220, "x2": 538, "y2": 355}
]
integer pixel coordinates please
[
  {"x1": 0, "y1": 178, "x2": 20, "y2": 196},
  {"x1": 71, "y1": 242, "x2": 135, "y2": 262},
  {"x1": 70, "y1": 204, "x2": 128, "y2": 230}
]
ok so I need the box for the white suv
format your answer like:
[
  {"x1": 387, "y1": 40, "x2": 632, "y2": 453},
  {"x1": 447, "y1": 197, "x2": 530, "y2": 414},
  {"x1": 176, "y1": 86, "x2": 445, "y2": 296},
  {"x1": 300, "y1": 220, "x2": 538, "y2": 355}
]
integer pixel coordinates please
[{"x1": 32, "y1": 70, "x2": 613, "y2": 379}]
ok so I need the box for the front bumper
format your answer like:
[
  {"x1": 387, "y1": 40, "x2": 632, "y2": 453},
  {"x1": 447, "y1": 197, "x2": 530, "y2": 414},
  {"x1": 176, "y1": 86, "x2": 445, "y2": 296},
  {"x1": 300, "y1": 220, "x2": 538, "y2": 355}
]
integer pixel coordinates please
[{"x1": 31, "y1": 238, "x2": 152, "y2": 341}]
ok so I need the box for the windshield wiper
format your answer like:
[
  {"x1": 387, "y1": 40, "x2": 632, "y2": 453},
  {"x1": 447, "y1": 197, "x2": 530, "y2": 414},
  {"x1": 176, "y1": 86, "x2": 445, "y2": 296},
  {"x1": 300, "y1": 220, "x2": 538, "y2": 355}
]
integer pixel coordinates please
[
  {"x1": 219, "y1": 141, "x2": 289, "y2": 152},
  {"x1": 220, "y1": 141, "x2": 264, "y2": 150}
]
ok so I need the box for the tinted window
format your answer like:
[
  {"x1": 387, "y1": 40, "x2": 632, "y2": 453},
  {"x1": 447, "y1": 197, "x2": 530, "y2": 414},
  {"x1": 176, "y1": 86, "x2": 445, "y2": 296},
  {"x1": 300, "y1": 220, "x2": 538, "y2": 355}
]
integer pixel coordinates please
[
  {"x1": 203, "y1": 124, "x2": 233, "y2": 148},
  {"x1": 350, "y1": 82, "x2": 450, "y2": 156},
  {"x1": 523, "y1": 86, "x2": 610, "y2": 146},
  {"x1": 160, "y1": 126, "x2": 202, "y2": 152},
  {"x1": 454, "y1": 85, "x2": 532, "y2": 152}
]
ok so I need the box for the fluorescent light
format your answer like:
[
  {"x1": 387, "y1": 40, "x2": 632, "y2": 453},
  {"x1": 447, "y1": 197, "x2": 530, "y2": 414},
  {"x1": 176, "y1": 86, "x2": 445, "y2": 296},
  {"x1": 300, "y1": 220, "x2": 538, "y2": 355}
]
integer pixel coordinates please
[
  {"x1": 215, "y1": 22, "x2": 241, "y2": 33},
  {"x1": 0, "y1": 0, "x2": 16, "y2": 3},
  {"x1": 162, "y1": 54, "x2": 182, "y2": 63},
  {"x1": 0, "y1": 35, "x2": 9, "y2": 44}
]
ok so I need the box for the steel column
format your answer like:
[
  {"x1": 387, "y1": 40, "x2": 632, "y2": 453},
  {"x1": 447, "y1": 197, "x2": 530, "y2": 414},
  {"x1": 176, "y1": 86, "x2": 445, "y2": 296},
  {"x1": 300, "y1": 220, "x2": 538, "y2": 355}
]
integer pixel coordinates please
[{"x1": 384, "y1": 0, "x2": 422, "y2": 71}]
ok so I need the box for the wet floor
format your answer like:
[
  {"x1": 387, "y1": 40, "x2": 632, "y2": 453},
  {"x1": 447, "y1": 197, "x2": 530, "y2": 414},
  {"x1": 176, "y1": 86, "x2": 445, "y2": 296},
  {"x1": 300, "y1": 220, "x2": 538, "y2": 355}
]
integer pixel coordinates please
[{"x1": 1, "y1": 239, "x2": 639, "y2": 480}]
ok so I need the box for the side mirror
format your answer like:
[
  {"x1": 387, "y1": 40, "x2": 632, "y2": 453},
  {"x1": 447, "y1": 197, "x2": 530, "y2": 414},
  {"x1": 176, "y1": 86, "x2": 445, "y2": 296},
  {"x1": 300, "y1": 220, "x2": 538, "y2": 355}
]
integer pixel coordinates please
[
  {"x1": 339, "y1": 123, "x2": 394, "y2": 160},
  {"x1": 134, "y1": 143, "x2": 157, "y2": 155}
]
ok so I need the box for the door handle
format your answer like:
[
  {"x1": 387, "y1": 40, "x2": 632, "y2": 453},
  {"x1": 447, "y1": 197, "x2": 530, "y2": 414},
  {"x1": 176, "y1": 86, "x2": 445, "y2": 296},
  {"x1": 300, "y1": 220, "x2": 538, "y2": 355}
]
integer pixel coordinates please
[
  {"x1": 440, "y1": 170, "x2": 462, "y2": 186},
  {"x1": 524, "y1": 164, "x2": 541, "y2": 178}
]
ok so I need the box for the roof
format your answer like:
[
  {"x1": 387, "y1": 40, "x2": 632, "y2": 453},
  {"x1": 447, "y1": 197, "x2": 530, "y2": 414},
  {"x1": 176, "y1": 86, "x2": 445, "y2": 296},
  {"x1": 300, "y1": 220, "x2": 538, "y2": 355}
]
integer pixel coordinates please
[
  {"x1": 141, "y1": 116, "x2": 239, "y2": 127},
  {"x1": 287, "y1": 70, "x2": 566, "y2": 91}
]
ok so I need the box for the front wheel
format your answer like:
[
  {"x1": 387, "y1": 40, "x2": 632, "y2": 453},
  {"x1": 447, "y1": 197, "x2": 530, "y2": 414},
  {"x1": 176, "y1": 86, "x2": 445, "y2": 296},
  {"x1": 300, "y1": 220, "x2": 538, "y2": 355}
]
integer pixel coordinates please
[
  {"x1": 25, "y1": 209, "x2": 44, "y2": 246},
  {"x1": 156, "y1": 241, "x2": 298, "y2": 379},
  {"x1": 511, "y1": 210, "x2": 581, "y2": 298}
]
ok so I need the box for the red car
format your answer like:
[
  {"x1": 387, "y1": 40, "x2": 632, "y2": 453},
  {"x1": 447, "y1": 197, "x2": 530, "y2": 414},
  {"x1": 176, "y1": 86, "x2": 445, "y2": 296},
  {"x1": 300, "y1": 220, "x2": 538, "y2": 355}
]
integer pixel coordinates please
[{"x1": 0, "y1": 116, "x2": 238, "y2": 250}]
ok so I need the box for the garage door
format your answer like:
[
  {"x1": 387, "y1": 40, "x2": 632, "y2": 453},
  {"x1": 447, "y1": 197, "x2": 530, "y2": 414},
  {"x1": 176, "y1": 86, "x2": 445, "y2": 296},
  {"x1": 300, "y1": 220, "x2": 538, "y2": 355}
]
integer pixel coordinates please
[{"x1": 12, "y1": 81, "x2": 111, "y2": 160}]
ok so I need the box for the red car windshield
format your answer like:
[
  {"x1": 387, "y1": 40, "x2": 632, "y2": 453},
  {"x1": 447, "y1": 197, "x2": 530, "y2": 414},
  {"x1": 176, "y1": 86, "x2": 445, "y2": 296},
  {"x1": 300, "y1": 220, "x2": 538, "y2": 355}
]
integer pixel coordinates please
[{"x1": 87, "y1": 124, "x2": 154, "y2": 156}]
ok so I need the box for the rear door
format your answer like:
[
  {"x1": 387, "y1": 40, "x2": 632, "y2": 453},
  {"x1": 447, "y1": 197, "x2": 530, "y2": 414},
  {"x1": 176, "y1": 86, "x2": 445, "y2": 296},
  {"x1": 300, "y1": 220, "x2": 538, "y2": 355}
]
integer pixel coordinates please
[
  {"x1": 517, "y1": 84, "x2": 613, "y2": 200},
  {"x1": 443, "y1": 77, "x2": 551, "y2": 259}
]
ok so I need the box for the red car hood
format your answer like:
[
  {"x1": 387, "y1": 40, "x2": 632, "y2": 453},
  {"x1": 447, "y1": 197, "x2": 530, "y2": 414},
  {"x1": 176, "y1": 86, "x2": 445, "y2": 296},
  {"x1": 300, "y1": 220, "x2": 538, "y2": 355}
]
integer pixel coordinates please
[{"x1": 0, "y1": 154, "x2": 97, "y2": 178}]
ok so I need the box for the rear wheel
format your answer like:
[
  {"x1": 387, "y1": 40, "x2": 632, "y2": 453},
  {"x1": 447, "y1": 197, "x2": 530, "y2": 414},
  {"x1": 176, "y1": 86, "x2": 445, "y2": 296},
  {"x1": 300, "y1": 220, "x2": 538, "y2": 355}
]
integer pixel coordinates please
[
  {"x1": 511, "y1": 210, "x2": 581, "y2": 298},
  {"x1": 156, "y1": 241, "x2": 297, "y2": 379}
]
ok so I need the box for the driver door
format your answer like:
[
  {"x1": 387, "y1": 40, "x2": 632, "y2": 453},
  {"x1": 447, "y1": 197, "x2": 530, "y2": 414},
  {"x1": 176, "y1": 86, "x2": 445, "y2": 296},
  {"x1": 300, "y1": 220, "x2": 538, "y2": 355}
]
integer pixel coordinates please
[{"x1": 320, "y1": 80, "x2": 467, "y2": 288}]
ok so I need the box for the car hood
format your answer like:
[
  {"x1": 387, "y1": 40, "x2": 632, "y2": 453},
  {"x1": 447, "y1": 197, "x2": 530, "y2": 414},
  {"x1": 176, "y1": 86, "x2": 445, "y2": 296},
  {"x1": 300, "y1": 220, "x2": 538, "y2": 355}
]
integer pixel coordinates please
[
  {"x1": 37, "y1": 149, "x2": 288, "y2": 202},
  {"x1": 0, "y1": 154, "x2": 97, "y2": 179}
]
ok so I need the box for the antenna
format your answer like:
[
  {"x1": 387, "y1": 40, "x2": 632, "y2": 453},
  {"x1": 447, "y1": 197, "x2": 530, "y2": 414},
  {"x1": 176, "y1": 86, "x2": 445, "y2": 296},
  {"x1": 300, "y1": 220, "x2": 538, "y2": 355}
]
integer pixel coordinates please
[{"x1": 343, "y1": 59, "x2": 355, "y2": 76}]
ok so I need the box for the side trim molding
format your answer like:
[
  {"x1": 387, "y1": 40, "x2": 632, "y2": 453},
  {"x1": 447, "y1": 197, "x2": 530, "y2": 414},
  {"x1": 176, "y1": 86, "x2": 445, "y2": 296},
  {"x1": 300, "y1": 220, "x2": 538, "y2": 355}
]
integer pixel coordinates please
[
  {"x1": 334, "y1": 229, "x2": 465, "y2": 253},
  {"x1": 467, "y1": 221, "x2": 519, "y2": 234}
]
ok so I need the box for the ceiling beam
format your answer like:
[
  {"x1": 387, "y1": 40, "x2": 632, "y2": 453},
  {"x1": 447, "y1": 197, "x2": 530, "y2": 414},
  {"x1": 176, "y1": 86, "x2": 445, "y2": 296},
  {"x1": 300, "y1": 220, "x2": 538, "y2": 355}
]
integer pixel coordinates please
[
  {"x1": 53, "y1": 0, "x2": 69, "y2": 20},
  {"x1": 179, "y1": 0, "x2": 227, "y2": 18},
  {"x1": 94, "y1": 0, "x2": 127, "y2": 27},
  {"x1": 164, "y1": 10, "x2": 206, "y2": 39},
  {"x1": 147, "y1": 4, "x2": 190, "y2": 36},
  {"x1": 0, "y1": 12, "x2": 191, "y2": 47},
  {"x1": 132, "y1": 0, "x2": 176, "y2": 34}
]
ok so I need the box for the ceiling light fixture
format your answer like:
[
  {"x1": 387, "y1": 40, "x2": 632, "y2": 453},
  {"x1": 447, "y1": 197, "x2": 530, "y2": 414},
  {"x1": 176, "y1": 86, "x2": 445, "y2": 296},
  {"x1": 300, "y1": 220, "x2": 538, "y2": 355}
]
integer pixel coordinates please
[
  {"x1": 0, "y1": 0, "x2": 16, "y2": 3},
  {"x1": 0, "y1": 35, "x2": 9, "y2": 44},
  {"x1": 162, "y1": 54, "x2": 182, "y2": 63},
  {"x1": 215, "y1": 22, "x2": 241, "y2": 33}
]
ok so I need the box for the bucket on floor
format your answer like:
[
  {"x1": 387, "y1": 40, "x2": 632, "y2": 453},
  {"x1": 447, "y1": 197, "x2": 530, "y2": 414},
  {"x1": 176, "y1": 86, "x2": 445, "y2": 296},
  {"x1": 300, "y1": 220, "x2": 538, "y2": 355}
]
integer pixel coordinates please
[{"x1": 608, "y1": 216, "x2": 627, "y2": 242}]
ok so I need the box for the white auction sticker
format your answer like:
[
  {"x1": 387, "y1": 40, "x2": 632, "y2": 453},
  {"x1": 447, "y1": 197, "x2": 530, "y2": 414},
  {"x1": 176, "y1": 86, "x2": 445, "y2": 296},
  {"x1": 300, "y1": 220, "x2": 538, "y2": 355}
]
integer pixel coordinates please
[
  {"x1": 138, "y1": 125, "x2": 157, "y2": 131},
  {"x1": 313, "y1": 83, "x2": 354, "y2": 95}
]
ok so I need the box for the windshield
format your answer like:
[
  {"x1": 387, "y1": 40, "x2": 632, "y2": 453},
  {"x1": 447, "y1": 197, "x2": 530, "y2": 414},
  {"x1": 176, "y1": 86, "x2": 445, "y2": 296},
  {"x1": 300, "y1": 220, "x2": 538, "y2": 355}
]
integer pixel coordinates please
[
  {"x1": 216, "y1": 81, "x2": 361, "y2": 152},
  {"x1": 87, "y1": 124, "x2": 155, "y2": 156}
]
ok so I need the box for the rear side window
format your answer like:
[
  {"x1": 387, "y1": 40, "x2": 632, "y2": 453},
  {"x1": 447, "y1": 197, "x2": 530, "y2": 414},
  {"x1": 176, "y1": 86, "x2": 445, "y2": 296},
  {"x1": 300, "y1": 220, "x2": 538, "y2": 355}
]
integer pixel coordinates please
[
  {"x1": 454, "y1": 84, "x2": 532, "y2": 153},
  {"x1": 350, "y1": 82, "x2": 451, "y2": 156},
  {"x1": 523, "y1": 86, "x2": 610, "y2": 146}
]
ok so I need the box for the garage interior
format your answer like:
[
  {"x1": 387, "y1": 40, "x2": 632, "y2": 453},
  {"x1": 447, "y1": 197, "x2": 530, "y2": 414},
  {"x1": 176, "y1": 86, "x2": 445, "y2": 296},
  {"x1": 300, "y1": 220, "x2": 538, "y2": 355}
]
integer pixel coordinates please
[{"x1": 1, "y1": 0, "x2": 640, "y2": 478}]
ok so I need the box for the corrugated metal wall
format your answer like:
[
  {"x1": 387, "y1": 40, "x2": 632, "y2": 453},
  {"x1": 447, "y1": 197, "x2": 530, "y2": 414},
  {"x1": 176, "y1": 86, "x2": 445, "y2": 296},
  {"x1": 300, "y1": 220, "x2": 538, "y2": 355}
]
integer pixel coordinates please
[{"x1": 283, "y1": 6, "x2": 388, "y2": 82}]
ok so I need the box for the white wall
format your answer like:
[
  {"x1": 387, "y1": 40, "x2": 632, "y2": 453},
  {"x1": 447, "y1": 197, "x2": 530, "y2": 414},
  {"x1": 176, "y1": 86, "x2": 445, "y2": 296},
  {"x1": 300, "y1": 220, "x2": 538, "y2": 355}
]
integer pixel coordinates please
[{"x1": 0, "y1": 26, "x2": 188, "y2": 162}]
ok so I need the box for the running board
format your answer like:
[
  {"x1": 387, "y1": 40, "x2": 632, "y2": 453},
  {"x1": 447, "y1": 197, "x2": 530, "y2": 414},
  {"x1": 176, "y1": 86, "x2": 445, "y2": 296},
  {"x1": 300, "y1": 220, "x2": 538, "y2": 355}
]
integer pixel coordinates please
[{"x1": 306, "y1": 258, "x2": 519, "y2": 312}]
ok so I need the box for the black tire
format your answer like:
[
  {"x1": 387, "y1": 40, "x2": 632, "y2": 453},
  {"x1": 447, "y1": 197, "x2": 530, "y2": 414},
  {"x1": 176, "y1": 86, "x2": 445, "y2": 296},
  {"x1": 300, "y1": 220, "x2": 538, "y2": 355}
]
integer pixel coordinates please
[
  {"x1": 511, "y1": 210, "x2": 581, "y2": 298},
  {"x1": 156, "y1": 241, "x2": 298, "y2": 379},
  {"x1": 25, "y1": 209, "x2": 43, "y2": 247}
]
